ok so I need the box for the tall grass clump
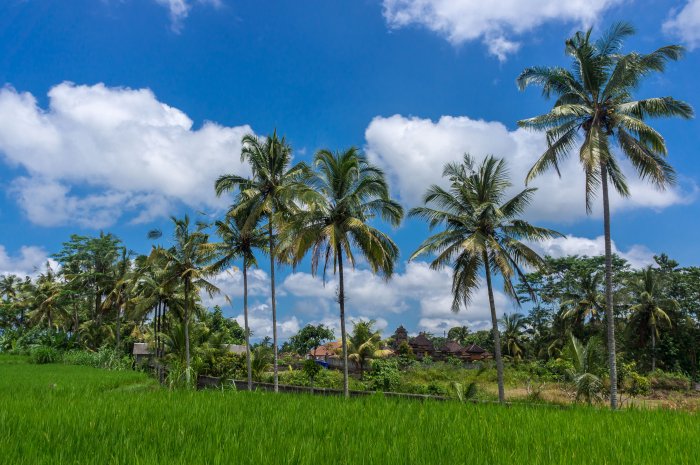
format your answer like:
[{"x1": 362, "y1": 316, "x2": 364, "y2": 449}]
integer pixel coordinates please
[
  {"x1": 62, "y1": 347, "x2": 132, "y2": 371},
  {"x1": 27, "y1": 346, "x2": 61, "y2": 364}
]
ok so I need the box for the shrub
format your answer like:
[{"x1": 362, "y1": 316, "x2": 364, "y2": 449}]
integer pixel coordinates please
[
  {"x1": 199, "y1": 352, "x2": 246, "y2": 379},
  {"x1": 649, "y1": 370, "x2": 691, "y2": 391},
  {"x1": 545, "y1": 358, "x2": 574, "y2": 381},
  {"x1": 366, "y1": 359, "x2": 400, "y2": 392},
  {"x1": 28, "y1": 346, "x2": 61, "y2": 364}
]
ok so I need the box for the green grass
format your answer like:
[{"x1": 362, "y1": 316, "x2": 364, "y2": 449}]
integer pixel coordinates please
[{"x1": 0, "y1": 355, "x2": 697, "y2": 465}]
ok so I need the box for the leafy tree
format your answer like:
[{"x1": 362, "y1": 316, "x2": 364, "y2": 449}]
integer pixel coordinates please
[
  {"x1": 280, "y1": 148, "x2": 403, "y2": 396},
  {"x1": 518, "y1": 22, "x2": 693, "y2": 409},
  {"x1": 215, "y1": 130, "x2": 309, "y2": 392},
  {"x1": 410, "y1": 154, "x2": 560, "y2": 403},
  {"x1": 289, "y1": 324, "x2": 335, "y2": 357}
]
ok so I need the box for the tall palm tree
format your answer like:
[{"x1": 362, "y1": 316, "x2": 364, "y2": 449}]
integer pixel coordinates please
[
  {"x1": 215, "y1": 130, "x2": 309, "y2": 392},
  {"x1": 499, "y1": 313, "x2": 528, "y2": 360},
  {"x1": 628, "y1": 266, "x2": 675, "y2": 371},
  {"x1": 281, "y1": 147, "x2": 403, "y2": 397},
  {"x1": 103, "y1": 247, "x2": 132, "y2": 354},
  {"x1": 517, "y1": 22, "x2": 693, "y2": 409},
  {"x1": 149, "y1": 216, "x2": 220, "y2": 385},
  {"x1": 410, "y1": 154, "x2": 560, "y2": 403},
  {"x1": 208, "y1": 212, "x2": 268, "y2": 390}
]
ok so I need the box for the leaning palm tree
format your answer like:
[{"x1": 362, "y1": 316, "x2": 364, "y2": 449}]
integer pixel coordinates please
[
  {"x1": 215, "y1": 130, "x2": 309, "y2": 392},
  {"x1": 208, "y1": 212, "x2": 268, "y2": 390},
  {"x1": 410, "y1": 154, "x2": 560, "y2": 403},
  {"x1": 149, "y1": 216, "x2": 220, "y2": 385},
  {"x1": 281, "y1": 147, "x2": 403, "y2": 397},
  {"x1": 627, "y1": 266, "x2": 675, "y2": 371},
  {"x1": 499, "y1": 313, "x2": 528, "y2": 360},
  {"x1": 517, "y1": 22, "x2": 693, "y2": 409}
]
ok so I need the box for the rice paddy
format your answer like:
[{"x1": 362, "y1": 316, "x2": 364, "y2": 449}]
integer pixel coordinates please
[{"x1": 0, "y1": 355, "x2": 697, "y2": 465}]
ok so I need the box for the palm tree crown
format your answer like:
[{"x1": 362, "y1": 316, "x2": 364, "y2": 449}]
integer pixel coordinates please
[{"x1": 517, "y1": 22, "x2": 693, "y2": 210}]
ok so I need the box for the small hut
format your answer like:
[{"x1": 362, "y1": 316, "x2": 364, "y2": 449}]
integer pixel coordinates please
[
  {"x1": 441, "y1": 340, "x2": 467, "y2": 360},
  {"x1": 463, "y1": 344, "x2": 490, "y2": 361},
  {"x1": 222, "y1": 344, "x2": 247, "y2": 355},
  {"x1": 132, "y1": 343, "x2": 153, "y2": 364}
]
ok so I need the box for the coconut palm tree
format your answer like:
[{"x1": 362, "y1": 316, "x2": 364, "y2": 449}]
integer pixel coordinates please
[
  {"x1": 29, "y1": 263, "x2": 67, "y2": 330},
  {"x1": 563, "y1": 334, "x2": 605, "y2": 405},
  {"x1": 103, "y1": 247, "x2": 132, "y2": 354},
  {"x1": 561, "y1": 272, "x2": 605, "y2": 337},
  {"x1": 215, "y1": 130, "x2": 309, "y2": 392},
  {"x1": 628, "y1": 266, "x2": 675, "y2": 371},
  {"x1": 447, "y1": 325, "x2": 470, "y2": 345},
  {"x1": 517, "y1": 22, "x2": 693, "y2": 409},
  {"x1": 499, "y1": 313, "x2": 528, "y2": 360},
  {"x1": 410, "y1": 154, "x2": 560, "y2": 403},
  {"x1": 280, "y1": 147, "x2": 403, "y2": 397},
  {"x1": 148, "y1": 216, "x2": 220, "y2": 385},
  {"x1": 347, "y1": 319, "x2": 383, "y2": 381},
  {"x1": 208, "y1": 212, "x2": 268, "y2": 390}
]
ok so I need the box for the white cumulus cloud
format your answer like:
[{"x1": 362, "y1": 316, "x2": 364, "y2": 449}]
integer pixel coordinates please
[
  {"x1": 531, "y1": 235, "x2": 656, "y2": 269},
  {"x1": 664, "y1": 0, "x2": 700, "y2": 50},
  {"x1": 381, "y1": 0, "x2": 622, "y2": 60},
  {"x1": 0, "y1": 82, "x2": 253, "y2": 228},
  {"x1": 0, "y1": 245, "x2": 56, "y2": 277},
  {"x1": 364, "y1": 114, "x2": 694, "y2": 223}
]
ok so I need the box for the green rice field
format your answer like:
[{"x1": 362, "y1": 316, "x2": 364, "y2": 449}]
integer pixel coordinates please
[{"x1": 0, "y1": 355, "x2": 697, "y2": 465}]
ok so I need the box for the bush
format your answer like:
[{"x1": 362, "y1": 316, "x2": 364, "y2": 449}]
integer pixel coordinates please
[
  {"x1": 278, "y1": 367, "x2": 344, "y2": 389},
  {"x1": 649, "y1": 370, "x2": 691, "y2": 391},
  {"x1": 199, "y1": 351, "x2": 246, "y2": 379},
  {"x1": 366, "y1": 359, "x2": 400, "y2": 392},
  {"x1": 28, "y1": 346, "x2": 61, "y2": 364},
  {"x1": 545, "y1": 358, "x2": 574, "y2": 381}
]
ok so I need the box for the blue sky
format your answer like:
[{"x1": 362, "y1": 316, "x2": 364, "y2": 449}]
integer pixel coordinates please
[{"x1": 1, "y1": 0, "x2": 699, "y2": 341}]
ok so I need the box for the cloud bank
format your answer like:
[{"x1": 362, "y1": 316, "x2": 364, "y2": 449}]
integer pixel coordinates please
[
  {"x1": 365, "y1": 114, "x2": 693, "y2": 223},
  {"x1": 381, "y1": 0, "x2": 622, "y2": 60},
  {"x1": 0, "y1": 83, "x2": 252, "y2": 228}
]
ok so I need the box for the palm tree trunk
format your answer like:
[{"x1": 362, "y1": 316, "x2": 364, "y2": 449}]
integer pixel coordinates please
[
  {"x1": 115, "y1": 305, "x2": 121, "y2": 354},
  {"x1": 338, "y1": 245, "x2": 350, "y2": 398},
  {"x1": 268, "y1": 219, "x2": 279, "y2": 393},
  {"x1": 651, "y1": 326, "x2": 656, "y2": 372},
  {"x1": 600, "y1": 161, "x2": 618, "y2": 410},
  {"x1": 483, "y1": 250, "x2": 505, "y2": 403},
  {"x1": 243, "y1": 260, "x2": 252, "y2": 391},
  {"x1": 184, "y1": 280, "x2": 191, "y2": 386}
]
